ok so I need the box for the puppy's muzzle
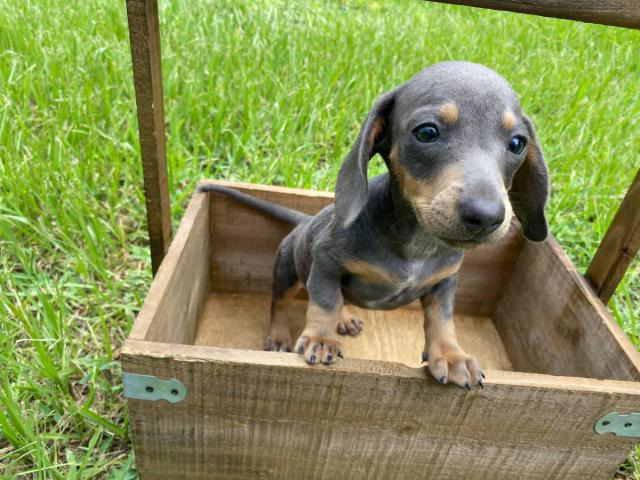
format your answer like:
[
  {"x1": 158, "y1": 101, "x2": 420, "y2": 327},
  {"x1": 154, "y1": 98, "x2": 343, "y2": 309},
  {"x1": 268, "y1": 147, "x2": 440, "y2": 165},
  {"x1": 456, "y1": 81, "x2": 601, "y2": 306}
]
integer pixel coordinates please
[{"x1": 459, "y1": 198, "x2": 505, "y2": 236}]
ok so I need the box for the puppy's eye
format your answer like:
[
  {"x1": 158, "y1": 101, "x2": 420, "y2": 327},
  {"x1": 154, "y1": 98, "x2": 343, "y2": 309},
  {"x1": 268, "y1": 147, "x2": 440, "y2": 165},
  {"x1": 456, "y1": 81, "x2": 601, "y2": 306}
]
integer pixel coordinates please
[
  {"x1": 508, "y1": 135, "x2": 527, "y2": 154},
  {"x1": 414, "y1": 123, "x2": 439, "y2": 143}
]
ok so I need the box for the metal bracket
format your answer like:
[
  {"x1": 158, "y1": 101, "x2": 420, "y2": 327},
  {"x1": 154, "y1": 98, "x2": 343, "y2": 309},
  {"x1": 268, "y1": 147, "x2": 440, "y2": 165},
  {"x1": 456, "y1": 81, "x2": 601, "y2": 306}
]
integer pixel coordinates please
[
  {"x1": 123, "y1": 373, "x2": 186, "y2": 403},
  {"x1": 595, "y1": 412, "x2": 640, "y2": 438}
]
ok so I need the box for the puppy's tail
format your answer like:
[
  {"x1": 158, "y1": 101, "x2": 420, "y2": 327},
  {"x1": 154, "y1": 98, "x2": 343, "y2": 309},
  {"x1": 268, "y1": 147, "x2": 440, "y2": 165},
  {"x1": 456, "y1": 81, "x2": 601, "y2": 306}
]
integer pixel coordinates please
[{"x1": 197, "y1": 183, "x2": 311, "y2": 225}]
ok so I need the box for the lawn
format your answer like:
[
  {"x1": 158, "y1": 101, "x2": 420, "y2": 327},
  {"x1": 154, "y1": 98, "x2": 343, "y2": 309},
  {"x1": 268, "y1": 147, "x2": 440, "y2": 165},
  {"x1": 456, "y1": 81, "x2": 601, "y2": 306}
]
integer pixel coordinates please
[{"x1": 0, "y1": 0, "x2": 639, "y2": 477}]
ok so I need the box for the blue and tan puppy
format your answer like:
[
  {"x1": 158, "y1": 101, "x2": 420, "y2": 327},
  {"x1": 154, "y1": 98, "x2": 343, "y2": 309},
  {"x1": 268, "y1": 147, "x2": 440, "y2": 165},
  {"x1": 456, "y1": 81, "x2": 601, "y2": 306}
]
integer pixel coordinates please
[{"x1": 199, "y1": 61, "x2": 549, "y2": 389}]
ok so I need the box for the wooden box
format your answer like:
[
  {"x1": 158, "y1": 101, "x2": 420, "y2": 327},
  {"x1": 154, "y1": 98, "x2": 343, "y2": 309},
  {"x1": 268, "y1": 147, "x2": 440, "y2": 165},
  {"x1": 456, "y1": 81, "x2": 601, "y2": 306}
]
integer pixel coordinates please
[{"x1": 122, "y1": 180, "x2": 640, "y2": 480}]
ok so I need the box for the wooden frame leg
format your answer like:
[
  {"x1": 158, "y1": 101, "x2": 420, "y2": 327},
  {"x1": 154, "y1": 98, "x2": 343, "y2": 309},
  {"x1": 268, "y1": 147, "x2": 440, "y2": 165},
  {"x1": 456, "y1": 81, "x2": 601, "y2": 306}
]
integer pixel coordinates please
[
  {"x1": 126, "y1": 0, "x2": 172, "y2": 275},
  {"x1": 586, "y1": 168, "x2": 640, "y2": 303}
]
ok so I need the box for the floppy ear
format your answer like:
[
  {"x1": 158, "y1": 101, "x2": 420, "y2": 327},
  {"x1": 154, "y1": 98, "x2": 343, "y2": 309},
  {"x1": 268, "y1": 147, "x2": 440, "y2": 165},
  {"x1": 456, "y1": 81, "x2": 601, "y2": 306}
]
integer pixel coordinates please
[
  {"x1": 334, "y1": 91, "x2": 396, "y2": 229},
  {"x1": 509, "y1": 115, "x2": 550, "y2": 242}
]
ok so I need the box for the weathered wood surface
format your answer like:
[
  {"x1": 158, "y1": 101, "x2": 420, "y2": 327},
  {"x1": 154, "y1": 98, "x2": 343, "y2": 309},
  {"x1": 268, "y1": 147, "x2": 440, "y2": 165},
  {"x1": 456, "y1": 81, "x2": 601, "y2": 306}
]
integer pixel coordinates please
[
  {"x1": 494, "y1": 235, "x2": 640, "y2": 381},
  {"x1": 122, "y1": 340, "x2": 640, "y2": 480},
  {"x1": 126, "y1": 0, "x2": 172, "y2": 275},
  {"x1": 586, "y1": 168, "x2": 640, "y2": 303},
  {"x1": 128, "y1": 192, "x2": 209, "y2": 344},
  {"x1": 204, "y1": 180, "x2": 523, "y2": 317},
  {"x1": 425, "y1": 0, "x2": 640, "y2": 29},
  {"x1": 194, "y1": 291, "x2": 514, "y2": 370}
]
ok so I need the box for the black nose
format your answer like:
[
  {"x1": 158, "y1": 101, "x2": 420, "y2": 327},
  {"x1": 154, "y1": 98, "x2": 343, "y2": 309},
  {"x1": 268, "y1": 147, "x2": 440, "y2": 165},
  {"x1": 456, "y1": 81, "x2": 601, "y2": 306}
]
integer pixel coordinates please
[{"x1": 460, "y1": 199, "x2": 505, "y2": 236}]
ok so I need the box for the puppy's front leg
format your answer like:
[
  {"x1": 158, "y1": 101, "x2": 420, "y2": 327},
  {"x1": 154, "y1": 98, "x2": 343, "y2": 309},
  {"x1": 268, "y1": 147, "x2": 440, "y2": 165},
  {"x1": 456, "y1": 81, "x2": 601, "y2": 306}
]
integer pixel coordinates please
[
  {"x1": 421, "y1": 275, "x2": 483, "y2": 389},
  {"x1": 294, "y1": 262, "x2": 343, "y2": 365}
]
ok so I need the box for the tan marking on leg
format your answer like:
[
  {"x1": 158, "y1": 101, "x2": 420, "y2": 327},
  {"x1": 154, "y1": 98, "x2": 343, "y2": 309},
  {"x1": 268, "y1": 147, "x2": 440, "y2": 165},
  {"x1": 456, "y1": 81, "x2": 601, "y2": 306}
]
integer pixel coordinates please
[
  {"x1": 273, "y1": 282, "x2": 302, "y2": 312},
  {"x1": 422, "y1": 296, "x2": 483, "y2": 388},
  {"x1": 419, "y1": 260, "x2": 462, "y2": 288},
  {"x1": 304, "y1": 300, "x2": 343, "y2": 337},
  {"x1": 295, "y1": 300, "x2": 344, "y2": 364},
  {"x1": 343, "y1": 259, "x2": 395, "y2": 285},
  {"x1": 439, "y1": 102, "x2": 459, "y2": 124},
  {"x1": 265, "y1": 282, "x2": 302, "y2": 352},
  {"x1": 502, "y1": 111, "x2": 516, "y2": 130}
]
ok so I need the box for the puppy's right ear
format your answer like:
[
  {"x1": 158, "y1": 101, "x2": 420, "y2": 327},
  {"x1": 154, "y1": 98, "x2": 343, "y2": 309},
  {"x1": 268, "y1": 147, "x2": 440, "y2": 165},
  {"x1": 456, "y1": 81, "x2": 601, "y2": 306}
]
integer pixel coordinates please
[{"x1": 334, "y1": 91, "x2": 396, "y2": 229}]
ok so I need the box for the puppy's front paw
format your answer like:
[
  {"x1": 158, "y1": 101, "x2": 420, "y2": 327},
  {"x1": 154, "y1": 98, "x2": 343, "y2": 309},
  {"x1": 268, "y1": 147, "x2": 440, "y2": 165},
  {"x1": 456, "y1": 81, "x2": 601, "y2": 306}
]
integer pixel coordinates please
[
  {"x1": 337, "y1": 316, "x2": 364, "y2": 336},
  {"x1": 294, "y1": 334, "x2": 343, "y2": 365},
  {"x1": 264, "y1": 324, "x2": 292, "y2": 352},
  {"x1": 423, "y1": 343, "x2": 484, "y2": 389}
]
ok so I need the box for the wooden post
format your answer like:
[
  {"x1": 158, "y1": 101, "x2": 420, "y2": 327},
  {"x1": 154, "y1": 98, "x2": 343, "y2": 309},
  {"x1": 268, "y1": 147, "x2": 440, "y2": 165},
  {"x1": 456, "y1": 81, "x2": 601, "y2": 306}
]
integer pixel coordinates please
[
  {"x1": 126, "y1": 0, "x2": 172, "y2": 275},
  {"x1": 424, "y1": 0, "x2": 640, "y2": 29},
  {"x1": 586, "y1": 169, "x2": 640, "y2": 303}
]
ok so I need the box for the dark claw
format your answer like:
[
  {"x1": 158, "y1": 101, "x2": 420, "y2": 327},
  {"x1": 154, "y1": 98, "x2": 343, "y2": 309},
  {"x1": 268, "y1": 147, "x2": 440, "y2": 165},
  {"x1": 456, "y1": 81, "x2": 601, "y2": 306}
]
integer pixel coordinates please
[
  {"x1": 309, "y1": 354, "x2": 316, "y2": 364},
  {"x1": 465, "y1": 383, "x2": 471, "y2": 391},
  {"x1": 297, "y1": 344, "x2": 304, "y2": 354},
  {"x1": 421, "y1": 352, "x2": 429, "y2": 363},
  {"x1": 286, "y1": 346, "x2": 292, "y2": 353},
  {"x1": 479, "y1": 379, "x2": 484, "y2": 389},
  {"x1": 275, "y1": 341, "x2": 282, "y2": 350},
  {"x1": 439, "y1": 376, "x2": 446, "y2": 385},
  {"x1": 337, "y1": 350, "x2": 344, "y2": 358},
  {"x1": 327, "y1": 353, "x2": 333, "y2": 363},
  {"x1": 481, "y1": 372, "x2": 486, "y2": 379}
]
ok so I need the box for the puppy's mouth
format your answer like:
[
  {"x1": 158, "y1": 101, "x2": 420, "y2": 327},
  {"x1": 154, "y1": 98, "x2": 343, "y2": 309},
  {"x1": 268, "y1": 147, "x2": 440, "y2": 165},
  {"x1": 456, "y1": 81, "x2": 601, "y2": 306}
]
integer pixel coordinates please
[
  {"x1": 437, "y1": 228, "x2": 505, "y2": 249},
  {"x1": 437, "y1": 236, "x2": 480, "y2": 249}
]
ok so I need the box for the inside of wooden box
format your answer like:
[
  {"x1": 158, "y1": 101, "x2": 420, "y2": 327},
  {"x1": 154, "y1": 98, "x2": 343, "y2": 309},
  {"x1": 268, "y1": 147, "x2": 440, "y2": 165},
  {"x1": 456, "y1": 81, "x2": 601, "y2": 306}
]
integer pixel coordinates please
[
  {"x1": 149, "y1": 183, "x2": 640, "y2": 383},
  {"x1": 194, "y1": 292, "x2": 514, "y2": 370}
]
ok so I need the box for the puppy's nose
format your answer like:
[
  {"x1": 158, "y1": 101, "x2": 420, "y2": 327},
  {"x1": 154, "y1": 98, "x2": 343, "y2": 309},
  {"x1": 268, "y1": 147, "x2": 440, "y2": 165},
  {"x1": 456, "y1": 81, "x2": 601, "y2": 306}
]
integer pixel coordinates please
[{"x1": 460, "y1": 199, "x2": 505, "y2": 236}]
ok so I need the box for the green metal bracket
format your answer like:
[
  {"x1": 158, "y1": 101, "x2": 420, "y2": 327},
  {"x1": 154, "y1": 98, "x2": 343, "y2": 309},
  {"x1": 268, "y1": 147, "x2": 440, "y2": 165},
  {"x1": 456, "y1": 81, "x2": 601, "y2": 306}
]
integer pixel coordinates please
[
  {"x1": 595, "y1": 412, "x2": 640, "y2": 438},
  {"x1": 122, "y1": 373, "x2": 186, "y2": 403}
]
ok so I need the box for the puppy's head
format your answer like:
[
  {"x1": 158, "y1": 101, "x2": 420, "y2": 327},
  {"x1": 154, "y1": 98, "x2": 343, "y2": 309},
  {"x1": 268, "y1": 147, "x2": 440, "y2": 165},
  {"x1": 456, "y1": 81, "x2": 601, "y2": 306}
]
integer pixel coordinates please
[{"x1": 335, "y1": 61, "x2": 549, "y2": 247}]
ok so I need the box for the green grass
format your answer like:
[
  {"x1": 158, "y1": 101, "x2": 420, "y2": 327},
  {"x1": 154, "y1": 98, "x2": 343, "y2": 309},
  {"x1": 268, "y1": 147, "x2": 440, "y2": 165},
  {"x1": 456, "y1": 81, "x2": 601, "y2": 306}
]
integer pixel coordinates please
[{"x1": 0, "y1": 0, "x2": 639, "y2": 477}]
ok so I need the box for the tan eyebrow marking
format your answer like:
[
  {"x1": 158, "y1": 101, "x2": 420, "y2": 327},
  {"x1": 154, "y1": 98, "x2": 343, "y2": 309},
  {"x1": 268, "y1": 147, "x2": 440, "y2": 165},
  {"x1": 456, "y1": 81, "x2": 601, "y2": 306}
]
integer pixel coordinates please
[
  {"x1": 439, "y1": 102, "x2": 459, "y2": 124},
  {"x1": 502, "y1": 111, "x2": 517, "y2": 130}
]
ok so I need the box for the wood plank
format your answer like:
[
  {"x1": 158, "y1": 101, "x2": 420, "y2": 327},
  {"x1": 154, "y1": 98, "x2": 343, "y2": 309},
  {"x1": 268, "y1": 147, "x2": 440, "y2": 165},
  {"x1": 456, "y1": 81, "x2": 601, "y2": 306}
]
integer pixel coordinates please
[
  {"x1": 129, "y1": 192, "x2": 209, "y2": 344},
  {"x1": 122, "y1": 340, "x2": 640, "y2": 480},
  {"x1": 204, "y1": 180, "x2": 523, "y2": 317},
  {"x1": 586, "y1": 168, "x2": 640, "y2": 303},
  {"x1": 126, "y1": 0, "x2": 172, "y2": 275},
  {"x1": 494, "y1": 235, "x2": 640, "y2": 381},
  {"x1": 425, "y1": 0, "x2": 640, "y2": 29},
  {"x1": 193, "y1": 291, "x2": 513, "y2": 371}
]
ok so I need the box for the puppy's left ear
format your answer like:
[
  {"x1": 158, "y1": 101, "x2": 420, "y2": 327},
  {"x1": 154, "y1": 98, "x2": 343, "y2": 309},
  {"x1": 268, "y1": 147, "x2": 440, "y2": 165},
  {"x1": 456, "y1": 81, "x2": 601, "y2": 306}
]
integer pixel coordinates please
[
  {"x1": 334, "y1": 91, "x2": 396, "y2": 229},
  {"x1": 509, "y1": 115, "x2": 550, "y2": 242}
]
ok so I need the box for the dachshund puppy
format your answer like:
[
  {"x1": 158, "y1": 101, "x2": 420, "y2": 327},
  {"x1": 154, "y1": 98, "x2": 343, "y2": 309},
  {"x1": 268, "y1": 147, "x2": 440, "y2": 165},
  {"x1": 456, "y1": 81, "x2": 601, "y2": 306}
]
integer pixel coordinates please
[{"x1": 199, "y1": 61, "x2": 549, "y2": 389}]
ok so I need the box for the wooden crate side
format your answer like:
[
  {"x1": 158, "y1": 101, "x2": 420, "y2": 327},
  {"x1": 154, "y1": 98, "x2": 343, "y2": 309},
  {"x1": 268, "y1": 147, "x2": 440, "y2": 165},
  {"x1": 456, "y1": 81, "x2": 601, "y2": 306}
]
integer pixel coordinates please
[
  {"x1": 205, "y1": 179, "x2": 522, "y2": 317},
  {"x1": 129, "y1": 192, "x2": 210, "y2": 343},
  {"x1": 493, "y1": 236, "x2": 640, "y2": 381},
  {"x1": 122, "y1": 341, "x2": 640, "y2": 480}
]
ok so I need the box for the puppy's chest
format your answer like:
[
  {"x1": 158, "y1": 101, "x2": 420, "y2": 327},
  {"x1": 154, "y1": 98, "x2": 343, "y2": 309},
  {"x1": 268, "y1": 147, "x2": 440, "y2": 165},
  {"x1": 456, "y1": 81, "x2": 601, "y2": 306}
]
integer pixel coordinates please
[{"x1": 341, "y1": 256, "x2": 458, "y2": 309}]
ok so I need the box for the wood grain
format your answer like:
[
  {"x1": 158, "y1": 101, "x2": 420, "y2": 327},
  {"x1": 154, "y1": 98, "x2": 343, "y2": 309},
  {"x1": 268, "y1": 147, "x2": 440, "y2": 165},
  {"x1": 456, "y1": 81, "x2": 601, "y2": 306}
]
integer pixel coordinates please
[
  {"x1": 126, "y1": 0, "x2": 172, "y2": 275},
  {"x1": 204, "y1": 179, "x2": 523, "y2": 317},
  {"x1": 122, "y1": 340, "x2": 640, "y2": 480},
  {"x1": 424, "y1": 0, "x2": 640, "y2": 29},
  {"x1": 586, "y1": 168, "x2": 640, "y2": 303},
  {"x1": 129, "y1": 192, "x2": 209, "y2": 344},
  {"x1": 193, "y1": 291, "x2": 513, "y2": 371},
  {"x1": 494, "y1": 235, "x2": 640, "y2": 381}
]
